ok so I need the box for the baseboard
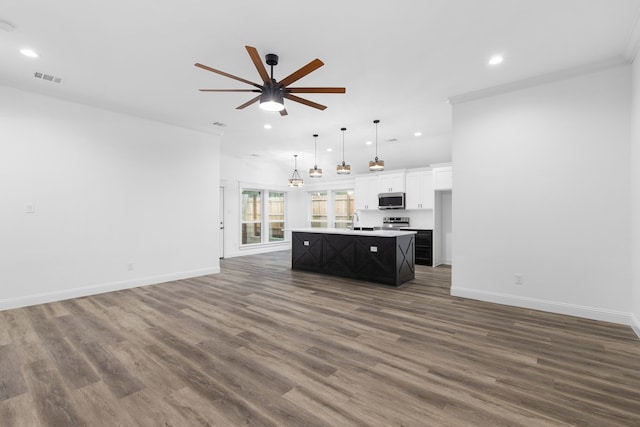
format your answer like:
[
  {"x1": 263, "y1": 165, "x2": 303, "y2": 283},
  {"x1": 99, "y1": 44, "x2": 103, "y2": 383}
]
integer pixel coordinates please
[
  {"x1": 0, "y1": 266, "x2": 220, "y2": 312},
  {"x1": 451, "y1": 286, "x2": 632, "y2": 326},
  {"x1": 226, "y1": 243, "x2": 290, "y2": 258},
  {"x1": 631, "y1": 313, "x2": 640, "y2": 339}
]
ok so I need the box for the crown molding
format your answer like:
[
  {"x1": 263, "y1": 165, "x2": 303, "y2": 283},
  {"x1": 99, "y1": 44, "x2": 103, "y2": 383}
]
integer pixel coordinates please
[
  {"x1": 625, "y1": 8, "x2": 640, "y2": 62},
  {"x1": 448, "y1": 56, "x2": 630, "y2": 105}
]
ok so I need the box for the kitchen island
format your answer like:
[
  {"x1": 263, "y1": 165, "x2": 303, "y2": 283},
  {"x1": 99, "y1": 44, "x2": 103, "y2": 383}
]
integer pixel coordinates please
[{"x1": 291, "y1": 228, "x2": 416, "y2": 286}]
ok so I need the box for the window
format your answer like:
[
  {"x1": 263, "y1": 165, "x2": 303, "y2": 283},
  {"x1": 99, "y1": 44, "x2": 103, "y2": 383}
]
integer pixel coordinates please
[
  {"x1": 334, "y1": 190, "x2": 355, "y2": 229},
  {"x1": 241, "y1": 190, "x2": 262, "y2": 244},
  {"x1": 310, "y1": 191, "x2": 328, "y2": 228},
  {"x1": 241, "y1": 189, "x2": 287, "y2": 245},
  {"x1": 309, "y1": 189, "x2": 354, "y2": 228},
  {"x1": 268, "y1": 192, "x2": 285, "y2": 242}
]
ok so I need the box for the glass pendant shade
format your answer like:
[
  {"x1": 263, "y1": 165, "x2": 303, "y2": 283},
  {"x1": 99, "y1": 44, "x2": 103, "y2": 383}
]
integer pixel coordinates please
[
  {"x1": 309, "y1": 166, "x2": 323, "y2": 177},
  {"x1": 288, "y1": 154, "x2": 304, "y2": 187},
  {"x1": 369, "y1": 158, "x2": 385, "y2": 171},
  {"x1": 309, "y1": 134, "x2": 323, "y2": 178},
  {"x1": 369, "y1": 119, "x2": 385, "y2": 171},
  {"x1": 259, "y1": 86, "x2": 285, "y2": 112},
  {"x1": 337, "y1": 162, "x2": 351, "y2": 174},
  {"x1": 336, "y1": 127, "x2": 350, "y2": 175}
]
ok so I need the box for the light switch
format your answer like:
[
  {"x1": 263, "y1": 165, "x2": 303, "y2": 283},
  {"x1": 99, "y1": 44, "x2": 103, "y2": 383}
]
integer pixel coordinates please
[
  {"x1": 370, "y1": 246, "x2": 378, "y2": 252},
  {"x1": 303, "y1": 241, "x2": 309, "y2": 246},
  {"x1": 25, "y1": 203, "x2": 35, "y2": 214}
]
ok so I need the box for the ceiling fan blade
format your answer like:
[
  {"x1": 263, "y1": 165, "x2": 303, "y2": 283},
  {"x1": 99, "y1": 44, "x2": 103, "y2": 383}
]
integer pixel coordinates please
[
  {"x1": 199, "y1": 89, "x2": 260, "y2": 92},
  {"x1": 286, "y1": 87, "x2": 346, "y2": 94},
  {"x1": 194, "y1": 63, "x2": 262, "y2": 89},
  {"x1": 236, "y1": 95, "x2": 261, "y2": 110},
  {"x1": 284, "y1": 93, "x2": 327, "y2": 110},
  {"x1": 280, "y1": 109, "x2": 288, "y2": 116},
  {"x1": 278, "y1": 59, "x2": 324, "y2": 87},
  {"x1": 245, "y1": 45, "x2": 270, "y2": 84}
]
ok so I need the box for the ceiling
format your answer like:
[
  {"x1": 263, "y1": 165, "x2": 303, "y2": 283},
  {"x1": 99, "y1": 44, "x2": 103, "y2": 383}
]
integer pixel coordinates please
[{"x1": 1, "y1": 0, "x2": 639, "y2": 176}]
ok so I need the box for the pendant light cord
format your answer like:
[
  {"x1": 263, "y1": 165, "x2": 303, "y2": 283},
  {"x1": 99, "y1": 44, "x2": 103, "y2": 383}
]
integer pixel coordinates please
[
  {"x1": 341, "y1": 127, "x2": 346, "y2": 164},
  {"x1": 314, "y1": 134, "x2": 318, "y2": 166},
  {"x1": 374, "y1": 119, "x2": 380, "y2": 160}
]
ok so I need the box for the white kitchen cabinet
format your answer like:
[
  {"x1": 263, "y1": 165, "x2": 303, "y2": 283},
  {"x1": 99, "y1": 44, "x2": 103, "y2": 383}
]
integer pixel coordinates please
[
  {"x1": 433, "y1": 166, "x2": 453, "y2": 190},
  {"x1": 377, "y1": 172, "x2": 405, "y2": 193},
  {"x1": 405, "y1": 170, "x2": 434, "y2": 209},
  {"x1": 354, "y1": 176, "x2": 378, "y2": 210}
]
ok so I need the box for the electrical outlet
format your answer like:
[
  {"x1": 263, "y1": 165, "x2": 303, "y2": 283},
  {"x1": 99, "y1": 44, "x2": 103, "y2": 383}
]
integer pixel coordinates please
[
  {"x1": 25, "y1": 203, "x2": 35, "y2": 214},
  {"x1": 515, "y1": 274, "x2": 524, "y2": 285},
  {"x1": 127, "y1": 263, "x2": 134, "y2": 271}
]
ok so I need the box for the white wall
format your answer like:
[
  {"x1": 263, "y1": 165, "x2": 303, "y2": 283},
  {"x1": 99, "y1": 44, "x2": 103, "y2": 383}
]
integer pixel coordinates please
[
  {"x1": 632, "y1": 58, "x2": 640, "y2": 335},
  {"x1": 451, "y1": 65, "x2": 632, "y2": 324},
  {"x1": 435, "y1": 191, "x2": 453, "y2": 265},
  {"x1": 0, "y1": 86, "x2": 221, "y2": 310}
]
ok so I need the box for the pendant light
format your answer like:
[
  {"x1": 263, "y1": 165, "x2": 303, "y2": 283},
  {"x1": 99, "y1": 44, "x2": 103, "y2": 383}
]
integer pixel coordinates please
[
  {"x1": 336, "y1": 127, "x2": 351, "y2": 174},
  {"x1": 309, "y1": 134, "x2": 323, "y2": 178},
  {"x1": 369, "y1": 119, "x2": 385, "y2": 171},
  {"x1": 288, "y1": 154, "x2": 304, "y2": 187}
]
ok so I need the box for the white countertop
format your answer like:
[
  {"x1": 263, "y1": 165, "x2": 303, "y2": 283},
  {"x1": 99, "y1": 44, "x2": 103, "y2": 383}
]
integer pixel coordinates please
[{"x1": 290, "y1": 228, "x2": 417, "y2": 237}]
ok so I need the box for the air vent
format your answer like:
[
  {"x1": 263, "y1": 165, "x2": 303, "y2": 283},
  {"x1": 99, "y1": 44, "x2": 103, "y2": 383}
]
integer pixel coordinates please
[
  {"x1": 212, "y1": 122, "x2": 227, "y2": 127},
  {"x1": 34, "y1": 72, "x2": 62, "y2": 84},
  {"x1": 386, "y1": 138, "x2": 398, "y2": 143}
]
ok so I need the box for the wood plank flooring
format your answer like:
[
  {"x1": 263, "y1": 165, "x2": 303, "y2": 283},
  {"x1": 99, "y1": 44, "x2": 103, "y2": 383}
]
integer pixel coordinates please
[{"x1": 1, "y1": 250, "x2": 639, "y2": 426}]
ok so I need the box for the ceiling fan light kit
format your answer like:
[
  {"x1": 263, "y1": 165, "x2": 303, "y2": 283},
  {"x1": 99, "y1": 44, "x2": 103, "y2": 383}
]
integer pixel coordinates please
[
  {"x1": 309, "y1": 134, "x2": 323, "y2": 178},
  {"x1": 196, "y1": 46, "x2": 345, "y2": 116},
  {"x1": 259, "y1": 87, "x2": 285, "y2": 111},
  {"x1": 369, "y1": 119, "x2": 385, "y2": 171},
  {"x1": 288, "y1": 154, "x2": 304, "y2": 187},
  {"x1": 336, "y1": 127, "x2": 351, "y2": 175}
]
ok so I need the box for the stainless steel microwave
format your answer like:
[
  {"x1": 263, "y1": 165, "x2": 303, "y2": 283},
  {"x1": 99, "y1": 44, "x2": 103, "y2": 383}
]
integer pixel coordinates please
[{"x1": 378, "y1": 192, "x2": 405, "y2": 209}]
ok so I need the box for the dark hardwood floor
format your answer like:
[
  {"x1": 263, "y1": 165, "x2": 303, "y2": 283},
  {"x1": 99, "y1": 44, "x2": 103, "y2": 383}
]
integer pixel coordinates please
[{"x1": 1, "y1": 250, "x2": 639, "y2": 426}]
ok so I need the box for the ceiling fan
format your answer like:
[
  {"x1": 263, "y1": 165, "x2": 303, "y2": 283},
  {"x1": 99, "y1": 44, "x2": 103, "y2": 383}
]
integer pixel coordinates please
[{"x1": 195, "y1": 45, "x2": 346, "y2": 116}]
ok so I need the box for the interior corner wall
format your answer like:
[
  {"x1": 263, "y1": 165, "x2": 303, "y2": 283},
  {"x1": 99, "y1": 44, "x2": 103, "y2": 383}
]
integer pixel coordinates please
[
  {"x1": 451, "y1": 65, "x2": 632, "y2": 324},
  {"x1": 0, "y1": 85, "x2": 221, "y2": 310},
  {"x1": 632, "y1": 58, "x2": 640, "y2": 336}
]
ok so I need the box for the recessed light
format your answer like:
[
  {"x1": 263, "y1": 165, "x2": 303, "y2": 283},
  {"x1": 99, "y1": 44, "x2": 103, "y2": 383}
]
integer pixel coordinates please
[
  {"x1": 20, "y1": 48, "x2": 39, "y2": 58},
  {"x1": 264, "y1": 124, "x2": 272, "y2": 129},
  {"x1": 326, "y1": 148, "x2": 333, "y2": 152},
  {"x1": 488, "y1": 55, "x2": 503, "y2": 66},
  {"x1": 414, "y1": 132, "x2": 422, "y2": 137},
  {"x1": 365, "y1": 141, "x2": 372, "y2": 145}
]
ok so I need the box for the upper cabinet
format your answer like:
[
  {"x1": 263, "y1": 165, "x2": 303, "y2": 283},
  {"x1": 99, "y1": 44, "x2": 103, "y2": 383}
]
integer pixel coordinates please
[
  {"x1": 354, "y1": 176, "x2": 378, "y2": 210},
  {"x1": 377, "y1": 172, "x2": 405, "y2": 193},
  {"x1": 405, "y1": 170, "x2": 434, "y2": 210},
  {"x1": 355, "y1": 167, "x2": 450, "y2": 211},
  {"x1": 356, "y1": 172, "x2": 406, "y2": 210},
  {"x1": 433, "y1": 166, "x2": 453, "y2": 190}
]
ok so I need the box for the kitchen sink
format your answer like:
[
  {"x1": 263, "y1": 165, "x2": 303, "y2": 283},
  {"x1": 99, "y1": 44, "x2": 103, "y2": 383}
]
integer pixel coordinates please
[{"x1": 350, "y1": 226, "x2": 381, "y2": 231}]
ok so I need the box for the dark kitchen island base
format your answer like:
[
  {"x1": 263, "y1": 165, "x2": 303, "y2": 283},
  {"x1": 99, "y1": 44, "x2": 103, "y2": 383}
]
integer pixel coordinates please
[{"x1": 291, "y1": 229, "x2": 416, "y2": 286}]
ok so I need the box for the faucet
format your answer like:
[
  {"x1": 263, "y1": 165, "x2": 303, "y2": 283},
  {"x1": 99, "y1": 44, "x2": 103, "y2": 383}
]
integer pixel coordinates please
[{"x1": 351, "y1": 212, "x2": 359, "y2": 229}]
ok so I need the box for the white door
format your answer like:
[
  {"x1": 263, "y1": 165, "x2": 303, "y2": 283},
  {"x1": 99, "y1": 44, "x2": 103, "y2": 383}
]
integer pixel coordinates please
[{"x1": 219, "y1": 187, "x2": 225, "y2": 259}]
